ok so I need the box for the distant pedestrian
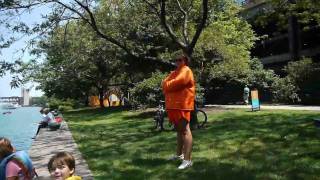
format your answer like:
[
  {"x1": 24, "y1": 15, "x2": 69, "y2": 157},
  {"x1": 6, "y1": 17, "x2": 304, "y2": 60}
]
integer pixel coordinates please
[
  {"x1": 243, "y1": 85, "x2": 250, "y2": 105},
  {"x1": 35, "y1": 108, "x2": 54, "y2": 136}
]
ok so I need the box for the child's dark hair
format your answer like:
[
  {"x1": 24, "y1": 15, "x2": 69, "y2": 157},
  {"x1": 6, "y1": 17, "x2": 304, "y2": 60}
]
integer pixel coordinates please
[
  {"x1": 48, "y1": 152, "x2": 75, "y2": 173},
  {"x1": 0, "y1": 137, "x2": 14, "y2": 159}
]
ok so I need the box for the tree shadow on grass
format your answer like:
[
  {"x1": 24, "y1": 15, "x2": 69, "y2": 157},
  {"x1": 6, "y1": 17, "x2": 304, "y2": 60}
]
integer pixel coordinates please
[
  {"x1": 194, "y1": 111, "x2": 320, "y2": 179},
  {"x1": 66, "y1": 109, "x2": 320, "y2": 179},
  {"x1": 122, "y1": 111, "x2": 155, "y2": 120}
]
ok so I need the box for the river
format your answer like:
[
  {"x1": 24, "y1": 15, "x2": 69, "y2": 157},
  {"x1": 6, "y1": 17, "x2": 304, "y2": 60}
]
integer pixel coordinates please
[{"x1": 0, "y1": 106, "x2": 41, "y2": 151}]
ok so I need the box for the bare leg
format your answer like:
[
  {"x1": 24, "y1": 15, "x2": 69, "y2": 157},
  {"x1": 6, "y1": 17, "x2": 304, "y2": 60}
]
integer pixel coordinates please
[
  {"x1": 182, "y1": 122, "x2": 193, "y2": 160},
  {"x1": 36, "y1": 125, "x2": 41, "y2": 135},
  {"x1": 176, "y1": 125, "x2": 184, "y2": 156}
]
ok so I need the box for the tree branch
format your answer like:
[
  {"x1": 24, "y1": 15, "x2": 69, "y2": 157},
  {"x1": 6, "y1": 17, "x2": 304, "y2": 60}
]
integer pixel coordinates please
[
  {"x1": 175, "y1": 0, "x2": 189, "y2": 44},
  {"x1": 141, "y1": 0, "x2": 160, "y2": 16},
  {"x1": 188, "y1": 0, "x2": 208, "y2": 56},
  {"x1": 0, "y1": 2, "x2": 42, "y2": 11},
  {"x1": 53, "y1": 0, "x2": 93, "y2": 26},
  {"x1": 160, "y1": 0, "x2": 187, "y2": 51},
  {"x1": 63, "y1": 21, "x2": 69, "y2": 48}
]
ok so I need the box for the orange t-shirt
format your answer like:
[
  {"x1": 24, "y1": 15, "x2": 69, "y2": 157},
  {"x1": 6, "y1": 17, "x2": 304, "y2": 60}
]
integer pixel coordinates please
[
  {"x1": 162, "y1": 65, "x2": 195, "y2": 124},
  {"x1": 162, "y1": 65, "x2": 195, "y2": 110}
]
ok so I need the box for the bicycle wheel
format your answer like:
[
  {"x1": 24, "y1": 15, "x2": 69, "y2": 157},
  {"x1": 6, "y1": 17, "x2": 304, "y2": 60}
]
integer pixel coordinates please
[
  {"x1": 196, "y1": 109, "x2": 207, "y2": 128},
  {"x1": 162, "y1": 116, "x2": 175, "y2": 131},
  {"x1": 153, "y1": 116, "x2": 160, "y2": 129}
]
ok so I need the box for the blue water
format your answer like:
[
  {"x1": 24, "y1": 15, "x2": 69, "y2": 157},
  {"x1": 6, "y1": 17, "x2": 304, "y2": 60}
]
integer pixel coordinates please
[{"x1": 0, "y1": 107, "x2": 41, "y2": 151}]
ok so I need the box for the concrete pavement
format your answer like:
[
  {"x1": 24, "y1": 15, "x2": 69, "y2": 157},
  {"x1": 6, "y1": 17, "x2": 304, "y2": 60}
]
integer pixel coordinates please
[
  {"x1": 206, "y1": 104, "x2": 320, "y2": 111},
  {"x1": 29, "y1": 122, "x2": 93, "y2": 180}
]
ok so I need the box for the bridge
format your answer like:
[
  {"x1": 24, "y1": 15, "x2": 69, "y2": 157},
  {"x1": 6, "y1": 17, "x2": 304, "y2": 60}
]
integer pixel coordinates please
[{"x1": 0, "y1": 96, "x2": 22, "y2": 105}]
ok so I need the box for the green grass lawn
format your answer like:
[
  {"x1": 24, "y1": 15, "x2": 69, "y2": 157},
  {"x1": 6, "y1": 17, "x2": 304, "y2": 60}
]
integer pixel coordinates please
[{"x1": 64, "y1": 108, "x2": 320, "y2": 180}]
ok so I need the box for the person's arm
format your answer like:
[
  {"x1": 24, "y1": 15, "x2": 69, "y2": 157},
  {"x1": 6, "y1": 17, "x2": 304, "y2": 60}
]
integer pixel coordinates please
[
  {"x1": 7, "y1": 177, "x2": 19, "y2": 180},
  {"x1": 163, "y1": 68, "x2": 193, "y2": 92},
  {"x1": 162, "y1": 72, "x2": 174, "y2": 93},
  {"x1": 6, "y1": 161, "x2": 20, "y2": 180},
  {"x1": 48, "y1": 112, "x2": 55, "y2": 122}
]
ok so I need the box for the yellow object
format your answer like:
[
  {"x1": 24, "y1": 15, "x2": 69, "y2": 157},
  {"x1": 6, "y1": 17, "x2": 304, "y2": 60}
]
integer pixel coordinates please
[
  {"x1": 66, "y1": 175, "x2": 82, "y2": 180},
  {"x1": 251, "y1": 90, "x2": 259, "y2": 99},
  {"x1": 88, "y1": 96, "x2": 109, "y2": 107},
  {"x1": 88, "y1": 95, "x2": 121, "y2": 107}
]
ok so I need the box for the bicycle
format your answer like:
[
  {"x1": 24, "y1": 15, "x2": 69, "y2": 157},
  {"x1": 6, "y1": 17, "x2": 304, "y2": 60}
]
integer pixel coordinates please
[
  {"x1": 153, "y1": 100, "x2": 172, "y2": 131},
  {"x1": 192, "y1": 101, "x2": 207, "y2": 129},
  {"x1": 153, "y1": 100, "x2": 207, "y2": 131}
]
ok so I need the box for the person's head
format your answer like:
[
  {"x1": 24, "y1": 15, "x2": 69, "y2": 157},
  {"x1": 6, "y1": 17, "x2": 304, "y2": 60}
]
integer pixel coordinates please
[
  {"x1": 43, "y1": 108, "x2": 50, "y2": 115},
  {"x1": 0, "y1": 137, "x2": 15, "y2": 159},
  {"x1": 48, "y1": 152, "x2": 76, "y2": 180},
  {"x1": 40, "y1": 107, "x2": 45, "y2": 114},
  {"x1": 175, "y1": 55, "x2": 190, "y2": 68}
]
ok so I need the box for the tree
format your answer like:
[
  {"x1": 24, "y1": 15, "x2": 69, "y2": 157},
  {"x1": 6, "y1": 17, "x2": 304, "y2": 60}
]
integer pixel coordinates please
[
  {"x1": 249, "y1": 0, "x2": 320, "y2": 60},
  {"x1": 0, "y1": 0, "x2": 213, "y2": 73}
]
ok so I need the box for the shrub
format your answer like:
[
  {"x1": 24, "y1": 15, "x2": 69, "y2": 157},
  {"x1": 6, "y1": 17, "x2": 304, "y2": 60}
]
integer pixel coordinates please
[
  {"x1": 58, "y1": 105, "x2": 73, "y2": 112},
  {"x1": 48, "y1": 97, "x2": 77, "y2": 110},
  {"x1": 271, "y1": 77, "x2": 300, "y2": 103},
  {"x1": 130, "y1": 71, "x2": 205, "y2": 108},
  {"x1": 129, "y1": 71, "x2": 167, "y2": 108},
  {"x1": 284, "y1": 58, "x2": 320, "y2": 104}
]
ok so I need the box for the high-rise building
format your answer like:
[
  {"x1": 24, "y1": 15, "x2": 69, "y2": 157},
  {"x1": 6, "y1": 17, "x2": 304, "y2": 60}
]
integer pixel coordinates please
[{"x1": 21, "y1": 87, "x2": 30, "y2": 106}]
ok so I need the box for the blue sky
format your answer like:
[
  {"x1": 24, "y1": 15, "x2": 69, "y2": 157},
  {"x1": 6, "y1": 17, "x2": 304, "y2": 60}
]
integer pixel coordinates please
[{"x1": 0, "y1": 6, "x2": 51, "y2": 97}]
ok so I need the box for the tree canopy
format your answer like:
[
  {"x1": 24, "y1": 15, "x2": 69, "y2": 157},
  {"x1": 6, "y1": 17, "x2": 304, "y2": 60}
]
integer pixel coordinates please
[{"x1": 0, "y1": 0, "x2": 259, "y2": 106}]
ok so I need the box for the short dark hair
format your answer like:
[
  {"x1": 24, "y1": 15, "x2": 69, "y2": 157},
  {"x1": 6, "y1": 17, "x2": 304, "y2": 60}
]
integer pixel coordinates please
[
  {"x1": 0, "y1": 137, "x2": 14, "y2": 159},
  {"x1": 178, "y1": 55, "x2": 190, "y2": 65},
  {"x1": 48, "y1": 152, "x2": 75, "y2": 173},
  {"x1": 39, "y1": 107, "x2": 45, "y2": 114}
]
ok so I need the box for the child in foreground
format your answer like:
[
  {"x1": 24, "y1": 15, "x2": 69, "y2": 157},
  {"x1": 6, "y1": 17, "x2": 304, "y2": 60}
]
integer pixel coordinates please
[
  {"x1": 0, "y1": 137, "x2": 36, "y2": 180},
  {"x1": 48, "y1": 152, "x2": 82, "y2": 180}
]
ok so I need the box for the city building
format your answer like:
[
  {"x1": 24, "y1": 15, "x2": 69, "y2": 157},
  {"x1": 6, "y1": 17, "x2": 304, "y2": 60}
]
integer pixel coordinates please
[{"x1": 240, "y1": 0, "x2": 320, "y2": 70}]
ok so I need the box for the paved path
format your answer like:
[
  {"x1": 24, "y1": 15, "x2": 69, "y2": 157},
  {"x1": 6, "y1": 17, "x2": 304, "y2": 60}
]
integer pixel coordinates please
[
  {"x1": 29, "y1": 122, "x2": 93, "y2": 180},
  {"x1": 206, "y1": 104, "x2": 320, "y2": 111}
]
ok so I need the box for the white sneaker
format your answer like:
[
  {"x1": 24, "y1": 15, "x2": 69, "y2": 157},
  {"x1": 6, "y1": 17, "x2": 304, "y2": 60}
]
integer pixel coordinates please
[
  {"x1": 178, "y1": 160, "x2": 192, "y2": 169},
  {"x1": 168, "y1": 154, "x2": 184, "y2": 161}
]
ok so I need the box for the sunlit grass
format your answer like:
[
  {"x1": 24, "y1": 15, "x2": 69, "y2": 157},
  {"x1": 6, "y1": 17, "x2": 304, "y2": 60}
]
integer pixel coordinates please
[{"x1": 64, "y1": 108, "x2": 320, "y2": 180}]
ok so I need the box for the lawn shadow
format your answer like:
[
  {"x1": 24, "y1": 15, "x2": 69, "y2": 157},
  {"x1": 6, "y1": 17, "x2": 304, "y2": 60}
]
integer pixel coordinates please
[{"x1": 65, "y1": 108, "x2": 320, "y2": 179}]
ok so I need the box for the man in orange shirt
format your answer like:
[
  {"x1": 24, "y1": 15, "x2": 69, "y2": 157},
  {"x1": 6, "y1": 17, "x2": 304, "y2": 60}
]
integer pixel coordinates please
[{"x1": 162, "y1": 55, "x2": 195, "y2": 169}]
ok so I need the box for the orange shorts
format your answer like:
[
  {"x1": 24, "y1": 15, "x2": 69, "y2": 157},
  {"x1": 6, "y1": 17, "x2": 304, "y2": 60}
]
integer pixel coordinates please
[{"x1": 167, "y1": 109, "x2": 191, "y2": 125}]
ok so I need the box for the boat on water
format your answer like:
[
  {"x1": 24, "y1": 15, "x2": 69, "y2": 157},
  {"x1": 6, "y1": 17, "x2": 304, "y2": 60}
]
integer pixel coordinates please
[{"x1": 0, "y1": 103, "x2": 21, "y2": 109}]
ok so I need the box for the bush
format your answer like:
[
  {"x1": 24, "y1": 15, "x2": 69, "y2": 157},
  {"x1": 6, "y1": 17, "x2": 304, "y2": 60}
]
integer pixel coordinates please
[
  {"x1": 58, "y1": 105, "x2": 73, "y2": 112},
  {"x1": 271, "y1": 77, "x2": 300, "y2": 103},
  {"x1": 284, "y1": 58, "x2": 320, "y2": 104},
  {"x1": 203, "y1": 58, "x2": 304, "y2": 104},
  {"x1": 204, "y1": 58, "x2": 279, "y2": 104},
  {"x1": 129, "y1": 71, "x2": 167, "y2": 108},
  {"x1": 129, "y1": 71, "x2": 206, "y2": 108},
  {"x1": 48, "y1": 98, "x2": 77, "y2": 110},
  {"x1": 284, "y1": 58, "x2": 314, "y2": 84}
]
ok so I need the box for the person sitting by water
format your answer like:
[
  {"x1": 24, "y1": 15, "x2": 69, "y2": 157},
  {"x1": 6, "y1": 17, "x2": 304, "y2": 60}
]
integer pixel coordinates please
[
  {"x1": 35, "y1": 108, "x2": 54, "y2": 136},
  {"x1": 0, "y1": 137, "x2": 36, "y2": 180},
  {"x1": 48, "y1": 152, "x2": 82, "y2": 180}
]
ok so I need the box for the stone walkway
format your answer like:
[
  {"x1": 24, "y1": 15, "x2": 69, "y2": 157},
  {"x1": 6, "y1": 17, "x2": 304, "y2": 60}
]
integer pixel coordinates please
[
  {"x1": 206, "y1": 104, "x2": 320, "y2": 111},
  {"x1": 29, "y1": 122, "x2": 93, "y2": 180}
]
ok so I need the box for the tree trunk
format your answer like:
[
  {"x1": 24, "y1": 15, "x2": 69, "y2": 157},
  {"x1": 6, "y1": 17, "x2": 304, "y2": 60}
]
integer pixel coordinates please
[
  {"x1": 288, "y1": 0, "x2": 301, "y2": 61},
  {"x1": 84, "y1": 94, "x2": 89, "y2": 107},
  {"x1": 98, "y1": 87, "x2": 105, "y2": 108}
]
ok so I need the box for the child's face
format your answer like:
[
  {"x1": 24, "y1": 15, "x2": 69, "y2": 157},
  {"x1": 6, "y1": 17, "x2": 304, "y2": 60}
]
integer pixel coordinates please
[{"x1": 50, "y1": 164, "x2": 74, "y2": 180}]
